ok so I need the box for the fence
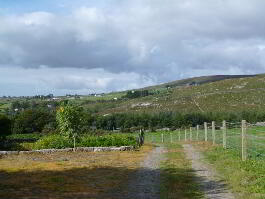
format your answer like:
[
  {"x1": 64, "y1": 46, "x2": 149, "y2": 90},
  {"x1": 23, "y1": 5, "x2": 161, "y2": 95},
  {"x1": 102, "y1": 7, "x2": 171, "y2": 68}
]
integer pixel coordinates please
[{"x1": 144, "y1": 120, "x2": 265, "y2": 161}]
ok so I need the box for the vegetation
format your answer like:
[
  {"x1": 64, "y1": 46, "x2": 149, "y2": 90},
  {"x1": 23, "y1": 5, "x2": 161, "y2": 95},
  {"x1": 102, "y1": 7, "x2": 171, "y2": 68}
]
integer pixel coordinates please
[
  {"x1": 33, "y1": 134, "x2": 138, "y2": 149},
  {"x1": 123, "y1": 90, "x2": 152, "y2": 99},
  {"x1": 201, "y1": 144, "x2": 265, "y2": 199},
  {"x1": 33, "y1": 134, "x2": 73, "y2": 149},
  {"x1": 56, "y1": 103, "x2": 83, "y2": 137},
  {"x1": 79, "y1": 134, "x2": 138, "y2": 147},
  {"x1": 12, "y1": 109, "x2": 56, "y2": 134},
  {"x1": 0, "y1": 114, "x2": 12, "y2": 138}
]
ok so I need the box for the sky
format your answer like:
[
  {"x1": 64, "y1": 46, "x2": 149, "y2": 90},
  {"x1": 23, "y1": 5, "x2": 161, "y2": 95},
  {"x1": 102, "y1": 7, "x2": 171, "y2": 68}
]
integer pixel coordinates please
[{"x1": 1, "y1": 0, "x2": 265, "y2": 96}]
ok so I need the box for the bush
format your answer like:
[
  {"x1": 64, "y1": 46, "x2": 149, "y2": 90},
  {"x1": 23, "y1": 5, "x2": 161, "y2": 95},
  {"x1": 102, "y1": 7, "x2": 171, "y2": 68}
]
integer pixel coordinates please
[
  {"x1": 7, "y1": 133, "x2": 42, "y2": 140},
  {"x1": 79, "y1": 134, "x2": 137, "y2": 147},
  {"x1": 33, "y1": 133, "x2": 137, "y2": 150},
  {"x1": 33, "y1": 134, "x2": 73, "y2": 149}
]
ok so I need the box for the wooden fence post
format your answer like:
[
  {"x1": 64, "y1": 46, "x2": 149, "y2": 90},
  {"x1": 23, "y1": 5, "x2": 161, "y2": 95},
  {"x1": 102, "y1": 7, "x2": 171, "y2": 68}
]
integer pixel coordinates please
[
  {"x1": 152, "y1": 134, "x2": 154, "y2": 143},
  {"x1": 212, "y1": 121, "x2": 216, "y2": 145},
  {"x1": 196, "y1": 125, "x2": 199, "y2": 141},
  {"x1": 242, "y1": 120, "x2": 247, "y2": 161},
  {"x1": 222, "y1": 120, "x2": 226, "y2": 149},
  {"x1": 170, "y1": 133, "x2": 173, "y2": 143},
  {"x1": 162, "y1": 133, "x2": 164, "y2": 143},
  {"x1": 178, "y1": 129, "x2": 181, "y2": 141},
  {"x1": 190, "y1": 127, "x2": 193, "y2": 141},
  {"x1": 204, "y1": 122, "x2": 208, "y2": 141},
  {"x1": 73, "y1": 136, "x2": 76, "y2": 152},
  {"x1": 185, "y1": 129, "x2": 187, "y2": 141}
]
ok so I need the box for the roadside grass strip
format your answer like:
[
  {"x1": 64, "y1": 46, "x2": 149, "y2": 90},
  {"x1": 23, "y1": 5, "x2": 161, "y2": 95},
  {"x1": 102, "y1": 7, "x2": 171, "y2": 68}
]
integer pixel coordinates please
[{"x1": 198, "y1": 143, "x2": 265, "y2": 199}]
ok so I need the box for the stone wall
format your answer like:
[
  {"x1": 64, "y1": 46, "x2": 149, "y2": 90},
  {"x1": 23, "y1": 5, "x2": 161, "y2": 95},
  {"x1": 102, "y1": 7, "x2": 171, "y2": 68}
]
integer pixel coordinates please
[{"x1": 0, "y1": 146, "x2": 134, "y2": 157}]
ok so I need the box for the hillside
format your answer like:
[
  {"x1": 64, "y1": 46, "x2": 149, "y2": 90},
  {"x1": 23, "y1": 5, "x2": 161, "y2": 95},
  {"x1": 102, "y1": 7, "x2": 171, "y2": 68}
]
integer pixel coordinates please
[
  {"x1": 142, "y1": 75, "x2": 256, "y2": 90},
  {"x1": 79, "y1": 74, "x2": 265, "y2": 114},
  {"x1": 2, "y1": 74, "x2": 264, "y2": 115}
]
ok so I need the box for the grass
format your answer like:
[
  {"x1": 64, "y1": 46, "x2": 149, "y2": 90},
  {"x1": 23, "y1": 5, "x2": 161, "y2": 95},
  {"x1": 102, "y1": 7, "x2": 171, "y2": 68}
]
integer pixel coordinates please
[
  {"x1": 197, "y1": 143, "x2": 265, "y2": 199},
  {"x1": 0, "y1": 144, "x2": 153, "y2": 199},
  {"x1": 160, "y1": 143, "x2": 204, "y2": 199}
]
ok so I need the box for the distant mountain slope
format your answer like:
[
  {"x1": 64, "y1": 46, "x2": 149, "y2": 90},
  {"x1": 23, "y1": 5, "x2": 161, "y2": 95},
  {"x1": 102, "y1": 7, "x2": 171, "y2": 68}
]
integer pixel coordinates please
[
  {"x1": 144, "y1": 75, "x2": 257, "y2": 90},
  {"x1": 80, "y1": 73, "x2": 265, "y2": 114}
]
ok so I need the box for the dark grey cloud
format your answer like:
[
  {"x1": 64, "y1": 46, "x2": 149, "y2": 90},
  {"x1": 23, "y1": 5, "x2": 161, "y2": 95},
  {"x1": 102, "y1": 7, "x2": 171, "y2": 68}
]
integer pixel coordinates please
[{"x1": 1, "y1": 0, "x2": 265, "y2": 95}]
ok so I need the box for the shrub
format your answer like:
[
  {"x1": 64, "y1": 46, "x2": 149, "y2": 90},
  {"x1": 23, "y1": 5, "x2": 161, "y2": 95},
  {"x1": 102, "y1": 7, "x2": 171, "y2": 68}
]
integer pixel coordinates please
[
  {"x1": 7, "y1": 133, "x2": 42, "y2": 140},
  {"x1": 79, "y1": 134, "x2": 137, "y2": 147},
  {"x1": 33, "y1": 134, "x2": 73, "y2": 149}
]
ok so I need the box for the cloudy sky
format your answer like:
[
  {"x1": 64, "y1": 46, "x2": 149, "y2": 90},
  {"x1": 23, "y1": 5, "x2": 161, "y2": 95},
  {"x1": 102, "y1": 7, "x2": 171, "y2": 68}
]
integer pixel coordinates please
[{"x1": 1, "y1": 0, "x2": 265, "y2": 96}]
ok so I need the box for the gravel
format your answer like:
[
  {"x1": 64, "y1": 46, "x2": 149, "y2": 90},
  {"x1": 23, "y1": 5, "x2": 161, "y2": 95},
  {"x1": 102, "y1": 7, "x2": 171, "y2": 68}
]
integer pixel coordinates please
[
  {"x1": 183, "y1": 144, "x2": 236, "y2": 199},
  {"x1": 127, "y1": 146, "x2": 166, "y2": 199},
  {"x1": 109, "y1": 146, "x2": 166, "y2": 199}
]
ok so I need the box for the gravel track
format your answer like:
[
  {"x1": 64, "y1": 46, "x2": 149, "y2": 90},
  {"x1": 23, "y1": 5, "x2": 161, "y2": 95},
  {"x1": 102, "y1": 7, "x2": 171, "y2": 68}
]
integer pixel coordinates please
[
  {"x1": 125, "y1": 146, "x2": 166, "y2": 199},
  {"x1": 183, "y1": 144, "x2": 236, "y2": 199}
]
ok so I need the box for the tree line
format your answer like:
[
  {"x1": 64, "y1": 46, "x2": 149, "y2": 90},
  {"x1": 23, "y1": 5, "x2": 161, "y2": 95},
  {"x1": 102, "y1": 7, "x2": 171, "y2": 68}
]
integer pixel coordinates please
[{"x1": 1, "y1": 103, "x2": 265, "y2": 138}]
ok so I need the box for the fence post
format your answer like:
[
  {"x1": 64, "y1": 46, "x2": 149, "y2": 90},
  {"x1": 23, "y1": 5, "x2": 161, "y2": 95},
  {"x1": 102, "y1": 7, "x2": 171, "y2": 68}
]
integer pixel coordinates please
[
  {"x1": 178, "y1": 129, "x2": 181, "y2": 141},
  {"x1": 222, "y1": 120, "x2": 226, "y2": 149},
  {"x1": 204, "y1": 122, "x2": 208, "y2": 141},
  {"x1": 73, "y1": 135, "x2": 76, "y2": 152},
  {"x1": 242, "y1": 120, "x2": 247, "y2": 161},
  {"x1": 152, "y1": 134, "x2": 154, "y2": 143},
  {"x1": 185, "y1": 129, "x2": 187, "y2": 141},
  {"x1": 190, "y1": 127, "x2": 193, "y2": 141},
  {"x1": 212, "y1": 121, "x2": 216, "y2": 145},
  {"x1": 170, "y1": 133, "x2": 173, "y2": 143},
  {"x1": 162, "y1": 133, "x2": 164, "y2": 143},
  {"x1": 196, "y1": 125, "x2": 199, "y2": 141}
]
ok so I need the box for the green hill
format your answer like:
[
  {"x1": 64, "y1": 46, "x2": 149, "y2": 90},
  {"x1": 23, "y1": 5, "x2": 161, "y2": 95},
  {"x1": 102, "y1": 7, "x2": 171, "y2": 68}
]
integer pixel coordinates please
[{"x1": 80, "y1": 74, "x2": 265, "y2": 114}]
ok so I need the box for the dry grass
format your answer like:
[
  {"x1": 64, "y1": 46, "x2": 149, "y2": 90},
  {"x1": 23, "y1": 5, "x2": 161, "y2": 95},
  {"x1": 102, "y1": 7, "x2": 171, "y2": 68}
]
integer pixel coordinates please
[{"x1": 0, "y1": 144, "x2": 153, "y2": 199}]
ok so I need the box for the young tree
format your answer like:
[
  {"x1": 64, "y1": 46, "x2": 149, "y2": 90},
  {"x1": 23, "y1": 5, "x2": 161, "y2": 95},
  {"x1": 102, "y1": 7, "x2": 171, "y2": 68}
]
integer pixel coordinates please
[{"x1": 56, "y1": 104, "x2": 83, "y2": 137}]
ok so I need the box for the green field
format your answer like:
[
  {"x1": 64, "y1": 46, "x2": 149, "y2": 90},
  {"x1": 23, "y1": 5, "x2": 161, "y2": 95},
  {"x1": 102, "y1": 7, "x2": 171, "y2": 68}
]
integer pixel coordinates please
[{"x1": 144, "y1": 123, "x2": 265, "y2": 161}]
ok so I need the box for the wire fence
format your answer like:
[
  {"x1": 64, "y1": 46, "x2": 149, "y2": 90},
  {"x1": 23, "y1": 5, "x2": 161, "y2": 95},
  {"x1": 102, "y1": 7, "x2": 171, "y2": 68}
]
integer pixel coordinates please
[{"x1": 144, "y1": 120, "x2": 265, "y2": 161}]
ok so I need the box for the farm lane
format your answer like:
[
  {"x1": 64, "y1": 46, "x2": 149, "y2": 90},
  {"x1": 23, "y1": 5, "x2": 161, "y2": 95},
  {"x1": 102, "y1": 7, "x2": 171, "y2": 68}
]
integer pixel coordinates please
[
  {"x1": 183, "y1": 144, "x2": 236, "y2": 199},
  {"x1": 109, "y1": 146, "x2": 166, "y2": 199}
]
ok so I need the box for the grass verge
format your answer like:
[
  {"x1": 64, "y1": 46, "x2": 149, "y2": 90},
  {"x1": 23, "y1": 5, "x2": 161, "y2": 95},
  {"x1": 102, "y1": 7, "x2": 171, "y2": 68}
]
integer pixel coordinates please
[
  {"x1": 160, "y1": 143, "x2": 204, "y2": 199},
  {"x1": 198, "y1": 142, "x2": 265, "y2": 199}
]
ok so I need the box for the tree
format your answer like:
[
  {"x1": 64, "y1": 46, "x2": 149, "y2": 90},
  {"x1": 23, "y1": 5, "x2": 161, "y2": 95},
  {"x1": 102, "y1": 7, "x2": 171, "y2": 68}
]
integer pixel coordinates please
[
  {"x1": 12, "y1": 109, "x2": 55, "y2": 134},
  {"x1": 56, "y1": 104, "x2": 83, "y2": 137},
  {"x1": 0, "y1": 114, "x2": 12, "y2": 138}
]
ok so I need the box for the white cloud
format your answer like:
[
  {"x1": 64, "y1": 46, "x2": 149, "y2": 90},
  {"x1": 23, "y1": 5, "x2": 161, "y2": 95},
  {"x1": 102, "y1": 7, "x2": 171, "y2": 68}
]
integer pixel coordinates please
[
  {"x1": 0, "y1": 66, "x2": 155, "y2": 96},
  {"x1": 1, "y1": 0, "x2": 265, "y2": 95}
]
